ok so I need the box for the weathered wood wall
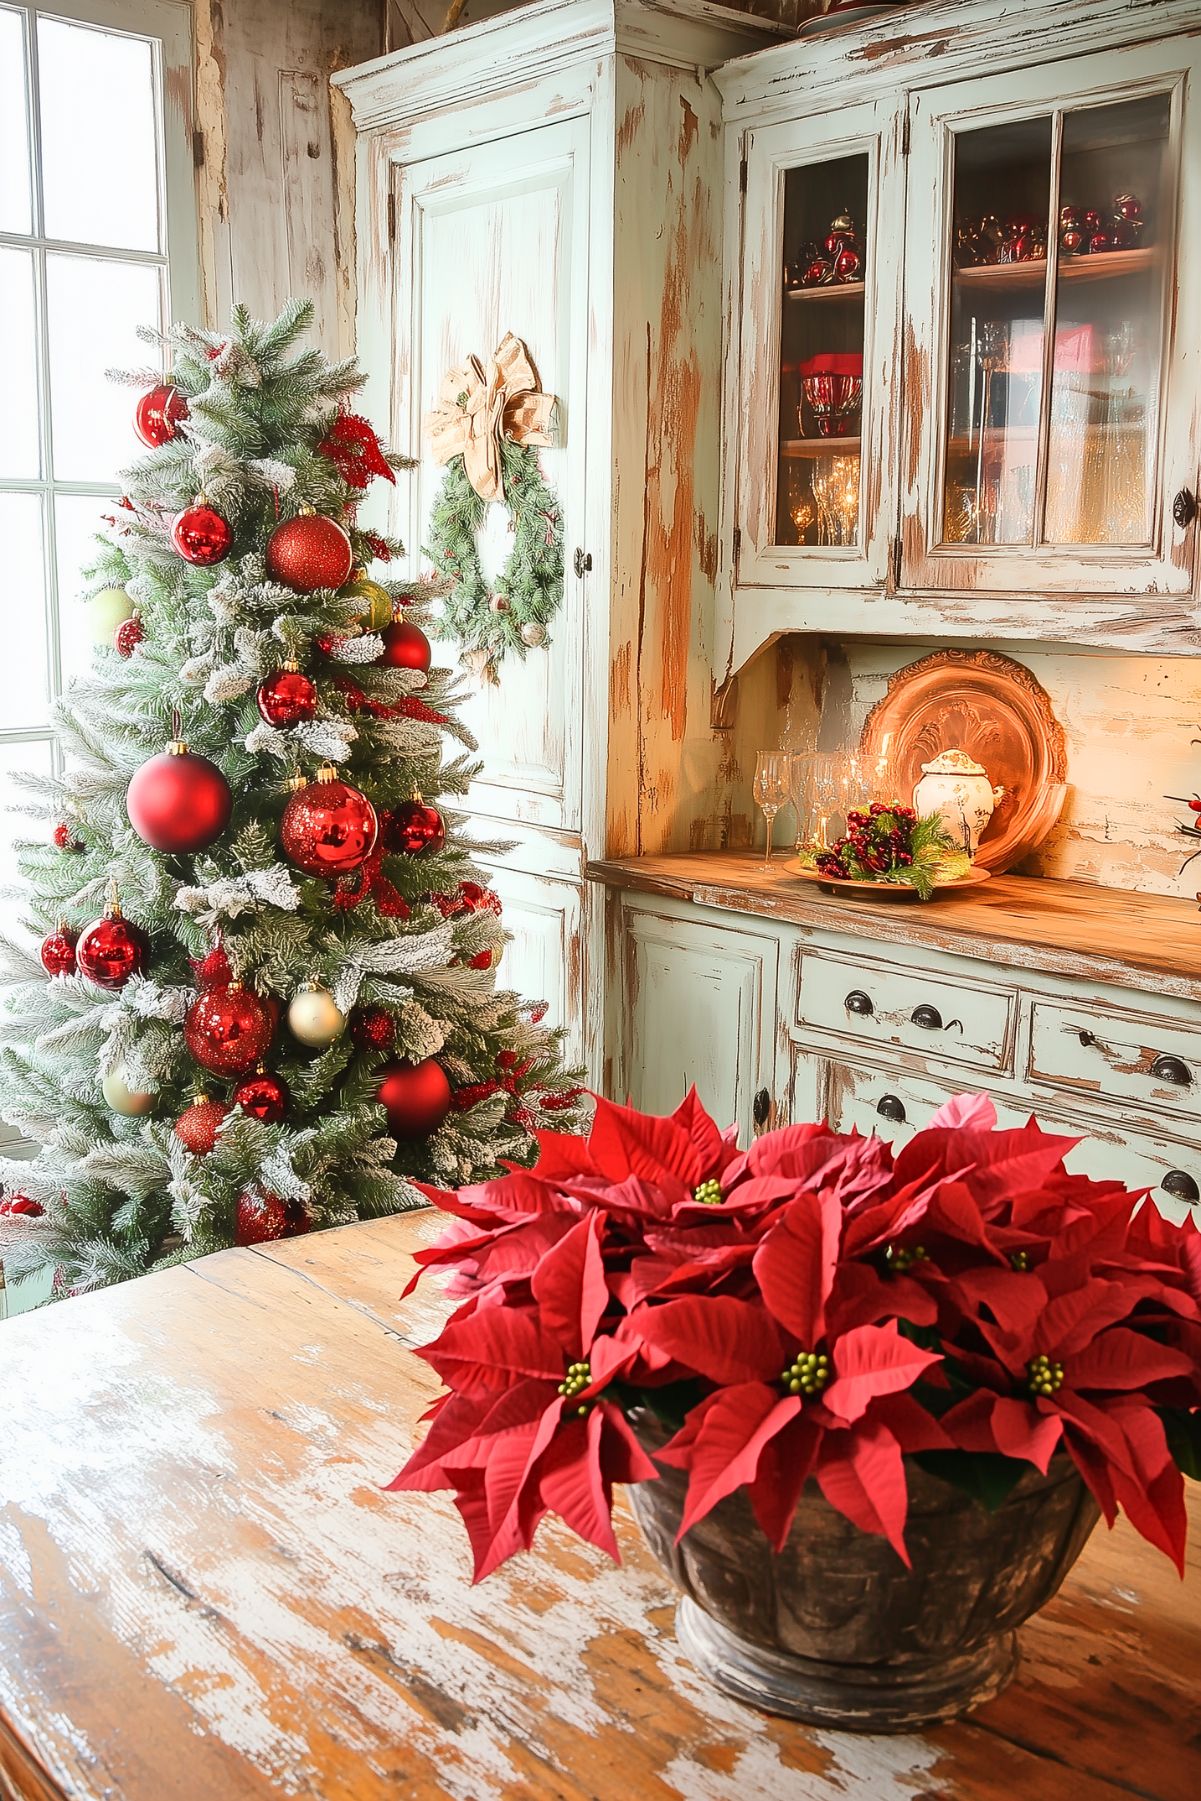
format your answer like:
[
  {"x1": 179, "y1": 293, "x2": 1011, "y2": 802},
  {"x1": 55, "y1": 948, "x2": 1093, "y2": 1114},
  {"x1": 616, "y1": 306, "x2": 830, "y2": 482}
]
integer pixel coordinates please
[{"x1": 382, "y1": 0, "x2": 822, "y2": 51}]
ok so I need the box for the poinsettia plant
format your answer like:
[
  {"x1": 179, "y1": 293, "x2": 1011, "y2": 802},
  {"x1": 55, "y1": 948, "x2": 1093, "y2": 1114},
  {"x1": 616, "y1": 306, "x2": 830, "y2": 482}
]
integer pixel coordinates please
[{"x1": 390, "y1": 1091, "x2": 1201, "y2": 1580}]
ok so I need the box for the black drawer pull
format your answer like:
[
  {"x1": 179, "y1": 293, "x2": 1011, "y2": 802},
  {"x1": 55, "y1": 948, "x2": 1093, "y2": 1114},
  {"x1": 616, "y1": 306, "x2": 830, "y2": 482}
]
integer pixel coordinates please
[
  {"x1": 844, "y1": 990, "x2": 874, "y2": 1017},
  {"x1": 876, "y1": 1093, "x2": 906, "y2": 1124},
  {"x1": 1151, "y1": 1054, "x2": 1192, "y2": 1088},
  {"x1": 1173, "y1": 487, "x2": 1197, "y2": 529},
  {"x1": 753, "y1": 1087, "x2": 771, "y2": 1129},
  {"x1": 911, "y1": 1003, "x2": 943, "y2": 1031},
  {"x1": 1078, "y1": 1029, "x2": 1096, "y2": 1048},
  {"x1": 1162, "y1": 1170, "x2": 1200, "y2": 1204}
]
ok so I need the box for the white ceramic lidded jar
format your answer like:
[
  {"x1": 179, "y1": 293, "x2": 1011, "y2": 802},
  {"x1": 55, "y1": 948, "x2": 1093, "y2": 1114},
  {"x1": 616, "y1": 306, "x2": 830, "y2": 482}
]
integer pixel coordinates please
[{"x1": 912, "y1": 749, "x2": 1004, "y2": 860}]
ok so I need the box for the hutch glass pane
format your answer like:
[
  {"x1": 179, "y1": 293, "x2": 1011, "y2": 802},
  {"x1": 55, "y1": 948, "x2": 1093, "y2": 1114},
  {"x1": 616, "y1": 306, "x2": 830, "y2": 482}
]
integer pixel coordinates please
[{"x1": 776, "y1": 153, "x2": 868, "y2": 549}]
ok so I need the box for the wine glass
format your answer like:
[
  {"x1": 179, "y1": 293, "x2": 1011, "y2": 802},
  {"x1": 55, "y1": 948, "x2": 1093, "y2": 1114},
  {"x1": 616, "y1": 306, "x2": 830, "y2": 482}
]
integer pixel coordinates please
[{"x1": 753, "y1": 750, "x2": 790, "y2": 866}]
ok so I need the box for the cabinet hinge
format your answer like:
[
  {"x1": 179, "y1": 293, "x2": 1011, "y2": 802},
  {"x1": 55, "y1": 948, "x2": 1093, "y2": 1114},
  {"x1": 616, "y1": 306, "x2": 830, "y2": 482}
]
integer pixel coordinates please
[
  {"x1": 901, "y1": 109, "x2": 911, "y2": 158},
  {"x1": 739, "y1": 155, "x2": 748, "y2": 195},
  {"x1": 732, "y1": 524, "x2": 742, "y2": 568},
  {"x1": 891, "y1": 533, "x2": 903, "y2": 589},
  {"x1": 192, "y1": 127, "x2": 205, "y2": 170},
  {"x1": 387, "y1": 190, "x2": 397, "y2": 244}
]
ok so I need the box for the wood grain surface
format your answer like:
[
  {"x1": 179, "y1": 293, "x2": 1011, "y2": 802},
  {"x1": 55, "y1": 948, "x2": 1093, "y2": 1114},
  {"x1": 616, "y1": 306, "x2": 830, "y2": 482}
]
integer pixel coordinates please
[
  {"x1": 587, "y1": 853, "x2": 1201, "y2": 1003},
  {"x1": 0, "y1": 1210, "x2": 1197, "y2": 1801}
]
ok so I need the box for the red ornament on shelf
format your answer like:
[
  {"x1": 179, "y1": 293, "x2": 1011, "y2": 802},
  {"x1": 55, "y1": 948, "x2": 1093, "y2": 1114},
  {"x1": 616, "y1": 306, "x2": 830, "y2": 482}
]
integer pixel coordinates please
[
  {"x1": 235, "y1": 1191, "x2": 309, "y2": 1247},
  {"x1": 53, "y1": 822, "x2": 82, "y2": 852},
  {"x1": 184, "y1": 982, "x2": 275, "y2": 1077},
  {"x1": 173, "y1": 1096, "x2": 228, "y2": 1156},
  {"x1": 378, "y1": 618, "x2": 432, "y2": 673},
  {"x1": 256, "y1": 663, "x2": 318, "y2": 728},
  {"x1": 377, "y1": 1058, "x2": 452, "y2": 1140},
  {"x1": 40, "y1": 926, "x2": 77, "y2": 977},
  {"x1": 280, "y1": 765, "x2": 378, "y2": 877},
  {"x1": 127, "y1": 738, "x2": 232, "y2": 854},
  {"x1": 384, "y1": 799, "x2": 446, "y2": 858},
  {"x1": 231, "y1": 1067, "x2": 289, "y2": 1124},
  {"x1": 172, "y1": 500, "x2": 232, "y2": 566},
  {"x1": 114, "y1": 616, "x2": 145, "y2": 658},
  {"x1": 134, "y1": 384, "x2": 188, "y2": 448},
  {"x1": 76, "y1": 903, "x2": 148, "y2": 990},
  {"x1": 265, "y1": 508, "x2": 353, "y2": 592},
  {"x1": 350, "y1": 1006, "x2": 396, "y2": 1053}
]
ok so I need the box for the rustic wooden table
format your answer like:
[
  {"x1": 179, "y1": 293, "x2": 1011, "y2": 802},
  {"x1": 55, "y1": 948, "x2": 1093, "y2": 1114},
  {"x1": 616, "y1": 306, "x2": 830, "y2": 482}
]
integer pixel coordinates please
[{"x1": 0, "y1": 1212, "x2": 1197, "y2": 1801}]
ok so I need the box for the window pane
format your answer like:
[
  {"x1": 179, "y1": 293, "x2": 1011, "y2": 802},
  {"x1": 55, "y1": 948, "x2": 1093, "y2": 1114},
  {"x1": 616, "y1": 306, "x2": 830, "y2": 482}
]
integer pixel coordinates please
[
  {"x1": 0, "y1": 247, "x2": 40, "y2": 478},
  {"x1": 37, "y1": 17, "x2": 160, "y2": 253},
  {"x1": 0, "y1": 736, "x2": 55, "y2": 946},
  {"x1": 55, "y1": 493, "x2": 116, "y2": 690},
  {"x1": 46, "y1": 254, "x2": 161, "y2": 483},
  {"x1": 0, "y1": 7, "x2": 32, "y2": 235},
  {"x1": 0, "y1": 495, "x2": 49, "y2": 730}
]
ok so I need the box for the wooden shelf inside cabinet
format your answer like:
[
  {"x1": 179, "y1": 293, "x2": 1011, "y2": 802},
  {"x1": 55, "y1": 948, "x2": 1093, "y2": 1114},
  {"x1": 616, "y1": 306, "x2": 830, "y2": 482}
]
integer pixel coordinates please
[
  {"x1": 783, "y1": 280, "x2": 866, "y2": 304},
  {"x1": 781, "y1": 437, "x2": 862, "y2": 459},
  {"x1": 952, "y1": 246, "x2": 1157, "y2": 292}
]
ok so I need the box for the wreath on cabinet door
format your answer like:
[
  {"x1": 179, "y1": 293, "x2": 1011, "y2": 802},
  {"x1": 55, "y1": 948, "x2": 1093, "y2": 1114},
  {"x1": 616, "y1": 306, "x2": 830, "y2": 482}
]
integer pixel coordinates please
[{"x1": 422, "y1": 332, "x2": 564, "y2": 684}]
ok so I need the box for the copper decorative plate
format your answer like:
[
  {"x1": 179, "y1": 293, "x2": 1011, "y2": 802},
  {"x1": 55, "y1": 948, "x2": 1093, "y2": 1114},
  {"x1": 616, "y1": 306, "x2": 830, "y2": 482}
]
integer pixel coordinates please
[
  {"x1": 859, "y1": 649, "x2": 1068, "y2": 875},
  {"x1": 790, "y1": 863, "x2": 992, "y2": 901}
]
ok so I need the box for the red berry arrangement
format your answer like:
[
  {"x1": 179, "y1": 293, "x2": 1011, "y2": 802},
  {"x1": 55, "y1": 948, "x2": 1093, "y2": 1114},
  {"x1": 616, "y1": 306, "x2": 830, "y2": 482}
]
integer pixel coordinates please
[{"x1": 804, "y1": 801, "x2": 967, "y2": 899}]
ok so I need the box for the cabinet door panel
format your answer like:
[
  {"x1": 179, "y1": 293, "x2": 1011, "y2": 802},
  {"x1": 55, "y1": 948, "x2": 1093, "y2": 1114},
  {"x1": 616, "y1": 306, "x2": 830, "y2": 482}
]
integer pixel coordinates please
[
  {"x1": 491, "y1": 869, "x2": 585, "y2": 1070},
  {"x1": 391, "y1": 120, "x2": 589, "y2": 832}
]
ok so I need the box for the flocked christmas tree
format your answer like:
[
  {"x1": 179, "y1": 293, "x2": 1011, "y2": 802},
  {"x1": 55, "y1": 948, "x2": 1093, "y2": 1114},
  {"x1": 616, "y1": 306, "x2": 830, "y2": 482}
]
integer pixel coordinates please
[{"x1": 0, "y1": 302, "x2": 583, "y2": 1296}]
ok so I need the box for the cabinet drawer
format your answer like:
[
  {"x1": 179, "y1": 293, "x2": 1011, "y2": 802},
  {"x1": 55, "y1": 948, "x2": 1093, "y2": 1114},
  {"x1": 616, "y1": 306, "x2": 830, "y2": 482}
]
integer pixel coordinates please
[
  {"x1": 1029, "y1": 1000, "x2": 1201, "y2": 1126},
  {"x1": 827, "y1": 1063, "x2": 1201, "y2": 1225},
  {"x1": 797, "y1": 951, "x2": 1015, "y2": 1074}
]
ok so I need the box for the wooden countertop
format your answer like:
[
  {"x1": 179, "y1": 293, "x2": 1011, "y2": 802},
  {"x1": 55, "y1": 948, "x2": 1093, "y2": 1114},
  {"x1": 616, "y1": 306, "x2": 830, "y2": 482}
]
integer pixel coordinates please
[
  {"x1": 0, "y1": 1211, "x2": 1198, "y2": 1801},
  {"x1": 588, "y1": 852, "x2": 1201, "y2": 1003}
]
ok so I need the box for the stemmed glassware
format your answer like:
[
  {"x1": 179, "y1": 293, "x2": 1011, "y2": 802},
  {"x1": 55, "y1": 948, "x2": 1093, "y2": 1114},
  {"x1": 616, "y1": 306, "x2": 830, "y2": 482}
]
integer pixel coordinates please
[{"x1": 753, "y1": 750, "x2": 791, "y2": 866}]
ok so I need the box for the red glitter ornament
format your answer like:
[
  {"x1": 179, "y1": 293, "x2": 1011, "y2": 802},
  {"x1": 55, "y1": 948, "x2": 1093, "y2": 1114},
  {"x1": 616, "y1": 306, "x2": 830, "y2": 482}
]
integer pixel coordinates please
[
  {"x1": 40, "y1": 926, "x2": 77, "y2": 977},
  {"x1": 384, "y1": 800, "x2": 446, "y2": 858},
  {"x1": 114, "y1": 615, "x2": 144, "y2": 658},
  {"x1": 256, "y1": 663, "x2": 318, "y2": 728},
  {"x1": 266, "y1": 509, "x2": 353, "y2": 592},
  {"x1": 235, "y1": 1191, "x2": 309, "y2": 1247},
  {"x1": 172, "y1": 501, "x2": 232, "y2": 566},
  {"x1": 0, "y1": 1192, "x2": 43, "y2": 1218},
  {"x1": 378, "y1": 617, "x2": 432, "y2": 673},
  {"x1": 350, "y1": 1006, "x2": 396, "y2": 1053},
  {"x1": 280, "y1": 765, "x2": 378, "y2": 877},
  {"x1": 134, "y1": 384, "x2": 188, "y2": 448},
  {"x1": 173, "y1": 1096, "x2": 228, "y2": 1156},
  {"x1": 231, "y1": 1067, "x2": 289, "y2": 1124},
  {"x1": 127, "y1": 739, "x2": 232, "y2": 854},
  {"x1": 377, "y1": 1058, "x2": 452, "y2": 1140},
  {"x1": 184, "y1": 982, "x2": 275, "y2": 1077},
  {"x1": 76, "y1": 904, "x2": 148, "y2": 990}
]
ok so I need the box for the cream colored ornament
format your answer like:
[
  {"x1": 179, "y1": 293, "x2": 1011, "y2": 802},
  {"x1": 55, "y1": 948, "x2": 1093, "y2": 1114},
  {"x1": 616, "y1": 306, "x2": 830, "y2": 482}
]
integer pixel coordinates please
[
  {"x1": 287, "y1": 981, "x2": 346, "y2": 1048},
  {"x1": 89, "y1": 586, "x2": 135, "y2": 645},
  {"x1": 101, "y1": 1063, "x2": 155, "y2": 1117},
  {"x1": 913, "y1": 749, "x2": 1005, "y2": 860}
]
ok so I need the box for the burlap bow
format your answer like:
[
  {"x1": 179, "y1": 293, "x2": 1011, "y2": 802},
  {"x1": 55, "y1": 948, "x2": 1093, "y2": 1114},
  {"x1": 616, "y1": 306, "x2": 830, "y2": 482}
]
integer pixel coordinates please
[{"x1": 424, "y1": 332, "x2": 555, "y2": 504}]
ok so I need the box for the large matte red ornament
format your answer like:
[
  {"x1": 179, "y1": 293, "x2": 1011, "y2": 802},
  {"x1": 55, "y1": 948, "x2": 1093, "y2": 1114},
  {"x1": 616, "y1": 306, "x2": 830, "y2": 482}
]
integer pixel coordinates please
[
  {"x1": 256, "y1": 664, "x2": 318, "y2": 728},
  {"x1": 173, "y1": 1096, "x2": 227, "y2": 1156},
  {"x1": 385, "y1": 799, "x2": 446, "y2": 857},
  {"x1": 127, "y1": 741, "x2": 232, "y2": 853},
  {"x1": 39, "y1": 927, "x2": 77, "y2": 977},
  {"x1": 134, "y1": 384, "x2": 188, "y2": 448},
  {"x1": 172, "y1": 501, "x2": 232, "y2": 566},
  {"x1": 235, "y1": 1191, "x2": 309, "y2": 1246},
  {"x1": 265, "y1": 509, "x2": 353, "y2": 592},
  {"x1": 280, "y1": 765, "x2": 378, "y2": 877},
  {"x1": 377, "y1": 1057, "x2": 452, "y2": 1140},
  {"x1": 184, "y1": 982, "x2": 275, "y2": 1076},
  {"x1": 378, "y1": 618, "x2": 432, "y2": 673},
  {"x1": 76, "y1": 906, "x2": 148, "y2": 990},
  {"x1": 232, "y1": 1067, "x2": 289, "y2": 1123}
]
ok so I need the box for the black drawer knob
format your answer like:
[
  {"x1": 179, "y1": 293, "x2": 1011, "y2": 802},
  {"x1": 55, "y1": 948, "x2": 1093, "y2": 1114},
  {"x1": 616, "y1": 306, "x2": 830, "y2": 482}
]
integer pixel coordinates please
[
  {"x1": 1078, "y1": 1029, "x2": 1096, "y2": 1048},
  {"x1": 1151, "y1": 1054, "x2": 1192, "y2": 1088},
  {"x1": 876, "y1": 1093, "x2": 906, "y2": 1124},
  {"x1": 1173, "y1": 487, "x2": 1197, "y2": 529},
  {"x1": 911, "y1": 1003, "x2": 943, "y2": 1031},
  {"x1": 753, "y1": 1087, "x2": 771, "y2": 1129},
  {"x1": 1162, "y1": 1170, "x2": 1199, "y2": 1204},
  {"x1": 845, "y1": 990, "x2": 874, "y2": 1017}
]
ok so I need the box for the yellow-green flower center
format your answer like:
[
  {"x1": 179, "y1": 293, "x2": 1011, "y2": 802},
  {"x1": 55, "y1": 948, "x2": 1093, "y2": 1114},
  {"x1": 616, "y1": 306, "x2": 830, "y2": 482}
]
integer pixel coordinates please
[
  {"x1": 1027, "y1": 1353, "x2": 1064, "y2": 1397},
  {"x1": 558, "y1": 1360, "x2": 593, "y2": 1415},
  {"x1": 1010, "y1": 1250, "x2": 1031, "y2": 1272},
  {"x1": 885, "y1": 1243, "x2": 929, "y2": 1274},
  {"x1": 693, "y1": 1178, "x2": 723, "y2": 1206},
  {"x1": 781, "y1": 1350, "x2": 831, "y2": 1397}
]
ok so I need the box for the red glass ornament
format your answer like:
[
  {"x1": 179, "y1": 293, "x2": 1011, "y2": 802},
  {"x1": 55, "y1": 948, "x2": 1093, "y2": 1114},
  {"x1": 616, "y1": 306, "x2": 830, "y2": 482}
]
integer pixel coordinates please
[
  {"x1": 1060, "y1": 227, "x2": 1085, "y2": 254},
  {"x1": 232, "y1": 1068, "x2": 290, "y2": 1124},
  {"x1": 184, "y1": 982, "x2": 275, "y2": 1076},
  {"x1": 378, "y1": 618, "x2": 432, "y2": 673},
  {"x1": 0, "y1": 1192, "x2": 43, "y2": 1218},
  {"x1": 1083, "y1": 208, "x2": 1104, "y2": 234},
  {"x1": 127, "y1": 741, "x2": 232, "y2": 853},
  {"x1": 40, "y1": 927, "x2": 77, "y2": 977},
  {"x1": 469, "y1": 949, "x2": 493, "y2": 970},
  {"x1": 265, "y1": 511, "x2": 354, "y2": 592},
  {"x1": 114, "y1": 616, "x2": 144, "y2": 658},
  {"x1": 384, "y1": 800, "x2": 445, "y2": 858},
  {"x1": 833, "y1": 246, "x2": 862, "y2": 282},
  {"x1": 134, "y1": 384, "x2": 188, "y2": 448},
  {"x1": 1113, "y1": 192, "x2": 1143, "y2": 223},
  {"x1": 76, "y1": 907, "x2": 148, "y2": 990},
  {"x1": 280, "y1": 766, "x2": 378, "y2": 877},
  {"x1": 801, "y1": 255, "x2": 832, "y2": 287},
  {"x1": 174, "y1": 1096, "x2": 228, "y2": 1156},
  {"x1": 256, "y1": 664, "x2": 318, "y2": 728},
  {"x1": 53, "y1": 822, "x2": 82, "y2": 852},
  {"x1": 236, "y1": 1191, "x2": 309, "y2": 1247},
  {"x1": 1088, "y1": 229, "x2": 1115, "y2": 255},
  {"x1": 350, "y1": 1006, "x2": 396, "y2": 1053},
  {"x1": 377, "y1": 1058, "x2": 452, "y2": 1141},
  {"x1": 172, "y1": 502, "x2": 232, "y2": 566}
]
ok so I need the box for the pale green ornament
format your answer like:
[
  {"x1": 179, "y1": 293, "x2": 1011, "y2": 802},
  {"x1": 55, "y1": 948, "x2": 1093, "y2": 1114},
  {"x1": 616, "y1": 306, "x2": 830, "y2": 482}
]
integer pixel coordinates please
[
  {"x1": 89, "y1": 587, "x2": 135, "y2": 645},
  {"x1": 101, "y1": 1064, "x2": 154, "y2": 1117}
]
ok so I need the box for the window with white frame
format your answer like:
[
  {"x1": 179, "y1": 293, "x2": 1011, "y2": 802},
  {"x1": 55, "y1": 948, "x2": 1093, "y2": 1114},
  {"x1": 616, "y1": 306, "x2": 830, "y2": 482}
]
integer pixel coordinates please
[{"x1": 0, "y1": 0, "x2": 198, "y2": 925}]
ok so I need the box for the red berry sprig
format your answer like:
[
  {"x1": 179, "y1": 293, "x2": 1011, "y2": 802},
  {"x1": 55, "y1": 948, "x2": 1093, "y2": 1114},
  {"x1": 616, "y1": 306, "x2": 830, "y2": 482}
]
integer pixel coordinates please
[{"x1": 814, "y1": 801, "x2": 918, "y2": 883}]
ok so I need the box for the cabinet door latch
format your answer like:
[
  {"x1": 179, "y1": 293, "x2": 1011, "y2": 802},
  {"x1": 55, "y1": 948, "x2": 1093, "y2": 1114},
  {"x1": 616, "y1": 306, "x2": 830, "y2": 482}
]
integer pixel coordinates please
[
  {"x1": 1173, "y1": 488, "x2": 1197, "y2": 529},
  {"x1": 752, "y1": 1087, "x2": 772, "y2": 1131},
  {"x1": 573, "y1": 547, "x2": 592, "y2": 579}
]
